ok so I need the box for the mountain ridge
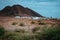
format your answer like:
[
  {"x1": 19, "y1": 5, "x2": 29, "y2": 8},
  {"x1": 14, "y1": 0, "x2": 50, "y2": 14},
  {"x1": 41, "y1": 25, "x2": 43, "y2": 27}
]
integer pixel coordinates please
[{"x1": 0, "y1": 5, "x2": 43, "y2": 17}]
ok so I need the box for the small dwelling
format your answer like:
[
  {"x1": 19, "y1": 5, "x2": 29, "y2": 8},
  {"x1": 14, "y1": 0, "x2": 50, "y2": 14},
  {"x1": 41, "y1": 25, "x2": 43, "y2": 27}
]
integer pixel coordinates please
[
  {"x1": 32, "y1": 17, "x2": 39, "y2": 20},
  {"x1": 15, "y1": 16, "x2": 21, "y2": 18},
  {"x1": 32, "y1": 17, "x2": 46, "y2": 20}
]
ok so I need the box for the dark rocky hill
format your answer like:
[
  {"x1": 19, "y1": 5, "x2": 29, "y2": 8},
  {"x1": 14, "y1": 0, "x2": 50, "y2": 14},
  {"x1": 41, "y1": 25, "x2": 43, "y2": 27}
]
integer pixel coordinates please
[{"x1": 0, "y1": 5, "x2": 43, "y2": 17}]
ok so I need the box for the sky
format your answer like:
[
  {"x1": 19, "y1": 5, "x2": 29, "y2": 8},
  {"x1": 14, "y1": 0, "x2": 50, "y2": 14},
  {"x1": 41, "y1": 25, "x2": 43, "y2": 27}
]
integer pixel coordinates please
[{"x1": 0, "y1": 0, "x2": 60, "y2": 18}]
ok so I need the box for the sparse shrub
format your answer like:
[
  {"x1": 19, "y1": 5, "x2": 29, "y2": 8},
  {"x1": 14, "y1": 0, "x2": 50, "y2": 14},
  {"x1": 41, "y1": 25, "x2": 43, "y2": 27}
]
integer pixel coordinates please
[
  {"x1": 0, "y1": 26, "x2": 5, "y2": 36},
  {"x1": 31, "y1": 21, "x2": 35, "y2": 24},
  {"x1": 36, "y1": 27, "x2": 60, "y2": 40},
  {"x1": 5, "y1": 32, "x2": 34, "y2": 40},
  {"x1": 15, "y1": 29, "x2": 25, "y2": 33},
  {"x1": 12, "y1": 22, "x2": 17, "y2": 25},
  {"x1": 54, "y1": 23, "x2": 60, "y2": 28},
  {"x1": 39, "y1": 22, "x2": 46, "y2": 25},
  {"x1": 32, "y1": 27, "x2": 40, "y2": 33},
  {"x1": 5, "y1": 33, "x2": 16, "y2": 40},
  {"x1": 19, "y1": 23, "x2": 24, "y2": 26},
  {"x1": 0, "y1": 25, "x2": 5, "y2": 39}
]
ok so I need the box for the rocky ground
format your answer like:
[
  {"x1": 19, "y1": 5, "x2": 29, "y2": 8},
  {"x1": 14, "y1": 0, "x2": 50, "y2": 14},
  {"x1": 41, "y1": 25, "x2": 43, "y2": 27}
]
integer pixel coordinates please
[{"x1": 0, "y1": 16, "x2": 60, "y2": 32}]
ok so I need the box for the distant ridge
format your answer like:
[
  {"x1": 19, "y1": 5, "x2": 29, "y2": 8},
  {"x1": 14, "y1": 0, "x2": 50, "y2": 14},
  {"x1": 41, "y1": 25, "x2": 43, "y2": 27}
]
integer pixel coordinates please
[{"x1": 0, "y1": 5, "x2": 43, "y2": 17}]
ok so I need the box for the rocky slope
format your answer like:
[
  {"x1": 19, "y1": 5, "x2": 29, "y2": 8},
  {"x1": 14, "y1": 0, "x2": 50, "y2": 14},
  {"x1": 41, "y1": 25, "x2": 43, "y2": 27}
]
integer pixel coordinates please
[{"x1": 0, "y1": 5, "x2": 43, "y2": 17}]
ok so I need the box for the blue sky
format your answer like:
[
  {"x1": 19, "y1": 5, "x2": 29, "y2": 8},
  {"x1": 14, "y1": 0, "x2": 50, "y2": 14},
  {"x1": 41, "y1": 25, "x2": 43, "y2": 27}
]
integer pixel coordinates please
[{"x1": 0, "y1": 0, "x2": 60, "y2": 18}]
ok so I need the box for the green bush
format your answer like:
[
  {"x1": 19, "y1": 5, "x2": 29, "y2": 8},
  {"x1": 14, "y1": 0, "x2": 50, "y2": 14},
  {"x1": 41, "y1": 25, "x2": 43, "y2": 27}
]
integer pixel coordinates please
[
  {"x1": 5, "y1": 33, "x2": 16, "y2": 40},
  {"x1": 5, "y1": 33, "x2": 34, "y2": 40},
  {"x1": 0, "y1": 25, "x2": 5, "y2": 39},
  {"x1": 36, "y1": 27, "x2": 60, "y2": 40},
  {"x1": 0, "y1": 26, "x2": 5, "y2": 36}
]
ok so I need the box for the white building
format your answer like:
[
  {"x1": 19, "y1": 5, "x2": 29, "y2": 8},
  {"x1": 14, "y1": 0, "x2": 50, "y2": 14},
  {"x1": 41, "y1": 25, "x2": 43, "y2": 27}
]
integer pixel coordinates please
[
  {"x1": 15, "y1": 16, "x2": 46, "y2": 20},
  {"x1": 15, "y1": 16, "x2": 21, "y2": 18}
]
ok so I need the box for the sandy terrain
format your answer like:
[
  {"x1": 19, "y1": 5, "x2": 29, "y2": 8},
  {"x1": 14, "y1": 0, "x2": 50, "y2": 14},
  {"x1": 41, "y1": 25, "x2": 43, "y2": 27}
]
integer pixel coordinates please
[{"x1": 0, "y1": 16, "x2": 60, "y2": 31}]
